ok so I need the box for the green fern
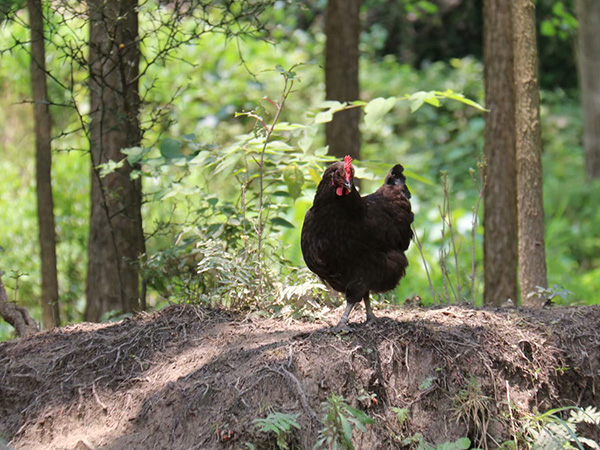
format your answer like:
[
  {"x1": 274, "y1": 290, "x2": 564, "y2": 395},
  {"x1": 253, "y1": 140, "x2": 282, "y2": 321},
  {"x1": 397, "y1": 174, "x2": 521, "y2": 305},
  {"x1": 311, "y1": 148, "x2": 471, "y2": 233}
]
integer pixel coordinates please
[
  {"x1": 524, "y1": 406, "x2": 600, "y2": 450},
  {"x1": 254, "y1": 411, "x2": 301, "y2": 450}
]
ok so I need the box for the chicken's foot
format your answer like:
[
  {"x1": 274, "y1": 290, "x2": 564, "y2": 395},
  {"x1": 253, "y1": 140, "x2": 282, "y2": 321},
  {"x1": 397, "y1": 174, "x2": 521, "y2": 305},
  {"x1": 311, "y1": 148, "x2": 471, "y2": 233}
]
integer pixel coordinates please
[
  {"x1": 364, "y1": 295, "x2": 378, "y2": 323},
  {"x1": 333, "y1": 302, "x2": 355, "y2": 330}
]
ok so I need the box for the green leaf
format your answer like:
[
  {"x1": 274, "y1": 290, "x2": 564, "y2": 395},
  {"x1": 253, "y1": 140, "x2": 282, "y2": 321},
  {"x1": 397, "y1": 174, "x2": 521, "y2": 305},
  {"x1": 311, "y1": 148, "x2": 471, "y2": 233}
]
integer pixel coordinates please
[
  {"x1": 417, "y1": 0, "x2": 438, "y2": 14},
  {"x1": 406, "y1": 91, "x2": 435, "y2": 112},
  {"x1": 121, "y1": 146, "x2": 147, "y2": 165},
  {"x1": 315, "y1": 110, "x2": 334, "y2": 124},
  {"x1": 283, "y1": 163, "x2": 305, "y2": 200},
  {"x1": 318, "y1": 100, "x2": 345, "y2": 109},
  {"x1": 308, "y1": 167, "x2": 322, "y2": 185},
  {"x1": 97, "y1": 159, "x2": 125, "y2": 178},
  {"x1": 339, "y1": 414, "x2": 354, "y2": 449},
  {"x1": 454, "y1": 437, "x2": 471, "y2": 449},
  {"x1": 404, "y1": 169, "x2": 434, "y2": 186},
  {"x1": 314, "y1": 146, "x2": 329, "y2": 157},
  {"x1": 419, "y1": 376, "x2": 435, "y2": 391},
  {"x1": 160, "y1": 138, "x2": 183, "y2": 159},
  {"x1": 437, "y1": 90, "x2": 487, "y2": 112},
  {"x1": 313, "y1": 101, "x2": 348, "y2": 124},
  {"x1": 298, "y1": 134, "x2": 313, "y2": 153},
  {"x1": 541, "y1": 20, "x2": 557, "y2": 37},
  {"x1": 271, "y1": 217, "x2": 295, "y2": 229},
  {"x1": 345, "y1": 406, "x2": 375, "y2": 427},
  {"x1": 313, "y1": 437, "x2": 326, "y2": 450},
  {"x1": 181, "y1": 133, "x2": 197, "y2": 142},
  {"x1": 364, "y1": 96, "x2": 397, "y2": 127},
  {"x1": 391, "y1": 407, "x2": 410, "y2": 426}
]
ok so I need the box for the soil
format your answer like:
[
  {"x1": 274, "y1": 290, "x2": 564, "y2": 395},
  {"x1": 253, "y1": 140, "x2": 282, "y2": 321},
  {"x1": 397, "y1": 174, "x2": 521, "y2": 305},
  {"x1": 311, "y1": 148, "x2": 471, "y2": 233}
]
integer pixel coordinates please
[{"x1": 1, "y1": 303, "x2": 599, "y2": 450}]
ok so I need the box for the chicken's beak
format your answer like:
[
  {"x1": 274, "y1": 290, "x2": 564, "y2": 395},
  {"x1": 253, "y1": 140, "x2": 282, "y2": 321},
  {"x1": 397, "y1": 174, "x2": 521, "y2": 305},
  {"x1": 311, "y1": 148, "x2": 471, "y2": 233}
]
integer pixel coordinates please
[{"x1": 343, "y1": 180, "x2": 352, "y2": 193}]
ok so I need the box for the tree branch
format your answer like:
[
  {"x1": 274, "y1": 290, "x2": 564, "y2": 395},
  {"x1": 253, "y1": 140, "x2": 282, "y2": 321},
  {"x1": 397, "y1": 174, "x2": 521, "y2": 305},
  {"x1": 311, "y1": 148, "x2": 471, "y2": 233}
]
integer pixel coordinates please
[{"x1": 0, "y1": 275, "x2": 39, "y2": 338}]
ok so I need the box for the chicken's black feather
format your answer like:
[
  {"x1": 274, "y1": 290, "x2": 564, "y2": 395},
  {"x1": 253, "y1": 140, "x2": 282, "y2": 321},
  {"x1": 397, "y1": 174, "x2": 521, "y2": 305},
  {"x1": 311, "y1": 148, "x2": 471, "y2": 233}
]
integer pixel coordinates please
[{"x1": 301, "y1": 159, "x2": 414, "y2": 327}]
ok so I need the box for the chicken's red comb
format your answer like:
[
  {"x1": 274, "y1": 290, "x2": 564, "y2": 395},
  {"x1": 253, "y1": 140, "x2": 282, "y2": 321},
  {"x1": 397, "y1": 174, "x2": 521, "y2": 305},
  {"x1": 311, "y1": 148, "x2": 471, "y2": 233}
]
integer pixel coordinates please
[{"x1": 344, "y1": 155, "x2": 353, "y2": 180}]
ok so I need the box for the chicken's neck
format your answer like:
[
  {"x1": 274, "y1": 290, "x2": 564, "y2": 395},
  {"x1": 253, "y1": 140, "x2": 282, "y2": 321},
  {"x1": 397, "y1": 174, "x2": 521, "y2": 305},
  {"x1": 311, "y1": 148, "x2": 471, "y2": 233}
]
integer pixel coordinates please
[{"x1": 313, "y1": 184, "x2": 364, "y2": 215}]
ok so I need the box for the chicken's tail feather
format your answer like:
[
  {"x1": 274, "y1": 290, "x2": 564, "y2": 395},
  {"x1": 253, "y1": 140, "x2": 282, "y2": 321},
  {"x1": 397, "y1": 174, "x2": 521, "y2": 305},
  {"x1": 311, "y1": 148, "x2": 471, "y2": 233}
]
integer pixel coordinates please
[{"x1": 387, "y1": 164, "x2": 411, "y2": 199}]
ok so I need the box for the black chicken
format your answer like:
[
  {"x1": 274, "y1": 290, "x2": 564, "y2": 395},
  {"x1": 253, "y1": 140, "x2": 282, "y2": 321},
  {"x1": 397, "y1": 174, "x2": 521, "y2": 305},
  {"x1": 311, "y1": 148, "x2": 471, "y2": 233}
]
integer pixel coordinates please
[{"x1": 301, "y1": 156, "x2": 414, "y2": 327}]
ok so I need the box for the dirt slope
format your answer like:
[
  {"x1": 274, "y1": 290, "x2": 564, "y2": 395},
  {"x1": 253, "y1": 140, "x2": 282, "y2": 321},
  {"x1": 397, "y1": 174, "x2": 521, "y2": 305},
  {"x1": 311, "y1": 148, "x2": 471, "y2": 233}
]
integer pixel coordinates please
[{"x1": 1, "y1": 304, "x2": 599, "y2": 449}]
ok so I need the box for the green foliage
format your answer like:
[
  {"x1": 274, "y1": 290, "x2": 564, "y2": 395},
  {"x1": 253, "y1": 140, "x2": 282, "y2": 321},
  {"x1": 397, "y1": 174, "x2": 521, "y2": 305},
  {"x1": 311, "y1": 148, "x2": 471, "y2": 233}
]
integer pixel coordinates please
[
  {"x1": 0, "y1": 0, "x2": 23, "y2": 21},
  {"x1": 254, "y1": 411, "x2": 301, "y2": 450},
  {"x1": 314, "y1": 394, "x2": 375, "y2": 450},
  {"x1": 401, "y1": 434, "x2": 472, "y2": 450},
  {"x1": 391, "y1": 407, "x2": 410, "y2": 426},
  {"x1": 521, "y1": 406, "x2": 600, "y2": 450},
  {"x1": 526, "y1": 285, "x2": 575, "y2": 305},
  {"x1": 452, "y1": 376, "x2": 492, "y2": 450},
  {"x1": 540, "y1": 1, "x2": 578, "y2": 41},
  {"x1": 0, "y1": 0, "x2": 597, "y2": 339}
]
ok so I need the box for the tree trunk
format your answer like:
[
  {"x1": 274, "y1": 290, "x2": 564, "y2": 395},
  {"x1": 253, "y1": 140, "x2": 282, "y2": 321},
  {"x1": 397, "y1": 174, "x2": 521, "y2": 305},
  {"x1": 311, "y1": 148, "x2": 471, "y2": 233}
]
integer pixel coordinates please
[
  {"x1": 28, "y1": 0, "x2": 60, "y2": 328},
  {"x1": 576, "y1": 0, "x2": 600, "y2": 180},
  {"x1": 0, "y1": 275, "x2": 39, "y2": 338},
  {"x1": 511, "y1": 0, "x2": 547, "y2": 305},
  {"x1": 86, "y1": 0, "x2": 144, "y2": 321},
  {"x1": 325, "y1": 0, "x2": 361, "y2": 160},
  {"x1": 482, "y1": 0, "x2": 518, "y2": 306}
]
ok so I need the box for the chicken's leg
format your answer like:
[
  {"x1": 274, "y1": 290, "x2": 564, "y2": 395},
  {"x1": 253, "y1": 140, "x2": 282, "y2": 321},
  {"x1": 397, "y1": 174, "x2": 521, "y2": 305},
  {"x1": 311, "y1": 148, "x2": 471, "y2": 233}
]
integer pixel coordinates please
[
  {"x1": 335, "y1": 301, "x2": 356, "y2": 328},
  {"x1": 364, "y1": 294, "x2": 377, "y2": 323}
]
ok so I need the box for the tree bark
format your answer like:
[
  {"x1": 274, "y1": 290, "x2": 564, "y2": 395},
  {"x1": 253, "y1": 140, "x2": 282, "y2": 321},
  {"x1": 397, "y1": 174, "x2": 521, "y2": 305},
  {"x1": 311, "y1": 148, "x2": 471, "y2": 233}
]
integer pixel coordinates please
[
  {"x1": 325, "y1": 0, "x2": 361, "y2": 160},
  {"x1": 0, "y1": 275, "x2": 39, "y2": 338},
  {"x1": 576, "y1": 0, "x2": 600, "y2": 180},
  {"x1": 511, "y1": 0, "x2": 548, "y2": 305},
  {"x1": 482, "y1": 0, "x2": 518, "y2": 306},
  {"x1": 86, "y1": 0, "x2": 144, "y2": 321},
  {"x1": 28, "y1": 0, "x2": 60, "y2": 328}
]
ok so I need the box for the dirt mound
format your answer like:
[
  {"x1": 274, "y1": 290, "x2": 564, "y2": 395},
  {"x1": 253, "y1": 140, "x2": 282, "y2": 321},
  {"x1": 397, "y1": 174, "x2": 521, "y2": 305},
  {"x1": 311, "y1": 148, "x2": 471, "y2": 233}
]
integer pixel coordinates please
[{"x1": 1, "y1": 304, "x2": 599, "y2": 449}]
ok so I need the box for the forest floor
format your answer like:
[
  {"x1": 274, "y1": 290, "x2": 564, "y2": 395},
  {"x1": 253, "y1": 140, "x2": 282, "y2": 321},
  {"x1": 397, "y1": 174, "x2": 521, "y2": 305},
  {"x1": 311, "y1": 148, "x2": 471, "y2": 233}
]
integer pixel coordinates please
[{"x1": 0, "y1": 303, "x2": 599, "y2": 450}]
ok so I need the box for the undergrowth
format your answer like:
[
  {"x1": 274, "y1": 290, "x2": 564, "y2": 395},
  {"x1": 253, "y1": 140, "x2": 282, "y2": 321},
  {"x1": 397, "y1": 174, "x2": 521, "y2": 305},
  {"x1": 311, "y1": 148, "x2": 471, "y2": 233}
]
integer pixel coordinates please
[
  {"x1": 244, "y1": 389, "x2": 600, "y2": 450},
  {"x1": 131, "y1": 64, "x2": 486, "y2": 316}
]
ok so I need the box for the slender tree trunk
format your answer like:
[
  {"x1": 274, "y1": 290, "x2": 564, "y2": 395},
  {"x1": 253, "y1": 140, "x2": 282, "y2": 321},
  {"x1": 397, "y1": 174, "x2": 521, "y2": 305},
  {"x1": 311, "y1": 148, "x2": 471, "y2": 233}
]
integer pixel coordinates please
[
  {"x1": 86, "y1": 0, "x2": 144, "y2": 321},
  {"x1": 28, "y1": 0, "x2": 60, "y2": 328},
  {"x1": 482, "y1": 0, "x2": 518, "y2": 306},
  {"x1": 0, "y1": 275, "x2": 39, "y2": 338},
  {"x1": 325, "y1": 0, "x2": 361, "y2": 160},
  {"x1": 511, "y1": 0, "x2": 547, "y2": 305},
  {"x1": 576, "y1": 0, "x2": 600, "y2": 180}
]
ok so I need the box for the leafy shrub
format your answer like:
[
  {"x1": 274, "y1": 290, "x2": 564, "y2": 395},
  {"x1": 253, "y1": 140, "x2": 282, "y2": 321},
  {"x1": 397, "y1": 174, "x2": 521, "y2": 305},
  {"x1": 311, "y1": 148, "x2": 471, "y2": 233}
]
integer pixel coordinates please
[
  {"x1": 314, "y1": 394, "x2": 375, "y2": 450},
  {"x1": 253, "y1": 411, "x2": 301, "y2": 450}
]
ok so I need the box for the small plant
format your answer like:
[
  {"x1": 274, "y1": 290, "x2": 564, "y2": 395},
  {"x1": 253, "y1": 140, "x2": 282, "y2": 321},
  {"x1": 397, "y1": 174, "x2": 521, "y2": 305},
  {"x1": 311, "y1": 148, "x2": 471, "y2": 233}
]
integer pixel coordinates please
[
  {"x1": 521, "y1": 405, "x2": 600, "y2": 450},
  {"x1": 401, "y1": 433, "x2": 472, "y2": 450},
  {"x1": 413, "y1": 158, "x2": 486, "y2": 306},
  {"x1": 390, "y1": 406, "x2": 411, "y2": 442},
  {"x1": 253, "y1": 411, "x2": 301, "y2": 450},
  {"x1": 314, "y1": 394, "x2": 375, "y2": 450},
  {"x1": 452, "y1": 376, "x2": 492, "y2": 450},
  {"x1": 526, "y1": 284, "x2": 575, "y2": 305},
  {"x1": 391, "y1": 407, "x2": 410, "y2": 427},
  {"x1": 419, "y1": 376, "x2": 436, "y2": 391}
]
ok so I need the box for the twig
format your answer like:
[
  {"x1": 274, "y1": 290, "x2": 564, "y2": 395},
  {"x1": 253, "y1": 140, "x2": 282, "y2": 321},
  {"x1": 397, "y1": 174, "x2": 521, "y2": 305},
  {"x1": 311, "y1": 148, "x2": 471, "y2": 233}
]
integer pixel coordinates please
[
  {"x1": 254, "y1": 69, "x2": 296, "y2": 293},
  {"x1": 441, "y1": 174, "x2": 461, "y2": 303},
  {"x1": 268, "y1": 365, "x2": 321, "y2": 425},
  {"x1": 505, "y1": 380, "x2": 518, "y2": 444},
  {"x1": 412, "y1": 226, "x2": 436, "y2": 304},
  {"x1": 470, "y1": 158, "x2": 486, "y2": 305},
  {"x1": 92, "y1": 382, "x2": 108, "y2": 413}
]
